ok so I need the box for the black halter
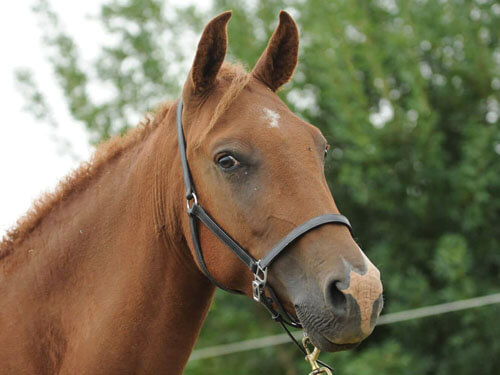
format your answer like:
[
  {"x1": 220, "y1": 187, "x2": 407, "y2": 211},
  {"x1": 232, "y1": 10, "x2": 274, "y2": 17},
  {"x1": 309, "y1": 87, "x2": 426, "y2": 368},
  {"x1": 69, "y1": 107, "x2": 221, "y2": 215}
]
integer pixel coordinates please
[
  {"x1": 177, "y1": 98, "x2": 352, "y2": 369},
  {"x1": 176, "y1": 98, "x2": 353, "y2": 325}
]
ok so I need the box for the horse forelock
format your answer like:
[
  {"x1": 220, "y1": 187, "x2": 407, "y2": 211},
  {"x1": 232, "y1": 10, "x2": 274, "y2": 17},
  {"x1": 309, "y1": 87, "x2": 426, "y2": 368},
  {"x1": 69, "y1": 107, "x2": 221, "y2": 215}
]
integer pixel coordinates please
[{"x1": 194, "y1": 62, "x2": 251, "y2": 148}]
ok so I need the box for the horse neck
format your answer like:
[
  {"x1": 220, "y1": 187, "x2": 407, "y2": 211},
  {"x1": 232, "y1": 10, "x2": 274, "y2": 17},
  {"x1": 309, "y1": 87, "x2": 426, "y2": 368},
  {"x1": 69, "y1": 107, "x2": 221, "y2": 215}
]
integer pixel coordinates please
[{"x1": 1, "y1": 106, "x2": 215, "y2": 374}]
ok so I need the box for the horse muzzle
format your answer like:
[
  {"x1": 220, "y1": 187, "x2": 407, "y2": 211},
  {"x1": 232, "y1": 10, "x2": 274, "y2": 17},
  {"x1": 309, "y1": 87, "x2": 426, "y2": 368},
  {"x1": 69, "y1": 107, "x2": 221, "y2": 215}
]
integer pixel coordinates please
[{"x1": 295, "y1": 260, "x2": 384, "y2": 352}]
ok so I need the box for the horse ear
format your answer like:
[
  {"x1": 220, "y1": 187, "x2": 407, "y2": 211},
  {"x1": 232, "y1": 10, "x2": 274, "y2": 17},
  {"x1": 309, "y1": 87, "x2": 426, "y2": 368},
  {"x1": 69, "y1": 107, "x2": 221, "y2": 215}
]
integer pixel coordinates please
[
  {"x1": 252, "y1": 11, "x2": 299, "y2": 91},
  {"x1": 187, "y1": 11, "x2": 232, "y2": 95}
]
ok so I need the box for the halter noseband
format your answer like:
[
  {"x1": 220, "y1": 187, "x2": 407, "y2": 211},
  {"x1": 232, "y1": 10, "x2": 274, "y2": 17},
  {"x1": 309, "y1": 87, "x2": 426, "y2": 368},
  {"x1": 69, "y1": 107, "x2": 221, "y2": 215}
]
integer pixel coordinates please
[{"x1": 176, "y1": 98, "x2": 353, "y2": 330}]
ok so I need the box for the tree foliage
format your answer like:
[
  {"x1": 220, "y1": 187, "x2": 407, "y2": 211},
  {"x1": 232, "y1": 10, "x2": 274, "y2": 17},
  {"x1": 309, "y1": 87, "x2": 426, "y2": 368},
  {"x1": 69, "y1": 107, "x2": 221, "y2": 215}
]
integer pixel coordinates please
[{"x1": 18, "y1": 0, "x2": 500, "y2": 374}]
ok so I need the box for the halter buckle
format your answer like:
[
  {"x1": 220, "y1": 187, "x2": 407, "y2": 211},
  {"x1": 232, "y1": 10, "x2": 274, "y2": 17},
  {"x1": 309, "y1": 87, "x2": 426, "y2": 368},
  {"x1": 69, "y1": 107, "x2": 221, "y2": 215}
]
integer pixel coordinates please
[
  {"x1": 252, "y1": 262, "x2": 267, "y2": 302},
  {"x1": 186, "y1": 192, "x2": 198, "y2": 215}
]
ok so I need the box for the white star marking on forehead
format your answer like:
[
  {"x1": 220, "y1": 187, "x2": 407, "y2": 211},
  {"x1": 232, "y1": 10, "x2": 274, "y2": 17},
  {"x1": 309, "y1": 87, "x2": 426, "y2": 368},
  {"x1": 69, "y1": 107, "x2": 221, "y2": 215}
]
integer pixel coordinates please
[{"x1": 262, "y1": 107, "x2": 280, "y2": 128}]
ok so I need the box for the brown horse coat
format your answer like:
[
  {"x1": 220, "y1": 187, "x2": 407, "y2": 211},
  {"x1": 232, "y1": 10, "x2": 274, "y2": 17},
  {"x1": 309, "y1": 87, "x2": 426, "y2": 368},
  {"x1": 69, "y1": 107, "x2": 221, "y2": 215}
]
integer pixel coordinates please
[{"x1": 0, "y1": 11, "x2": 382, "y2": 374}]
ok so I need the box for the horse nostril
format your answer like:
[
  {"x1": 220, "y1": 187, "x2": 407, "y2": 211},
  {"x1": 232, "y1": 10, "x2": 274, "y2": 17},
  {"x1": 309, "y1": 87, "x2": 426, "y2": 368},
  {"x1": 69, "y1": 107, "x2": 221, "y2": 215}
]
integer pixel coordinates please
[{"x1": 325, "y1": 280, "x2": 347, "y2": 316}]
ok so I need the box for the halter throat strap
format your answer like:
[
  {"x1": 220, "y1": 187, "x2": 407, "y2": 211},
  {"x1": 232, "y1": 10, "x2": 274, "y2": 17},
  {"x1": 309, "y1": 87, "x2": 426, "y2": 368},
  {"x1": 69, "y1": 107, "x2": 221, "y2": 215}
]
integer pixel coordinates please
[{"x1": 176, "y1": 98, "x2": 353, "y2": 326}]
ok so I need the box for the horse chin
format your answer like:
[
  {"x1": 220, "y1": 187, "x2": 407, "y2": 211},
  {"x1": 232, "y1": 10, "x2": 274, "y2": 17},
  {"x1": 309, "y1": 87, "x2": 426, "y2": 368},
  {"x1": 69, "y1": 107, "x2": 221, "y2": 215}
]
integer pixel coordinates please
[
  {"x1": 295, "y1": 303, "x2": 363, "y2": 353},
  {"x1": 306, "y1": 331, "x2": 360, "y2": 352}
]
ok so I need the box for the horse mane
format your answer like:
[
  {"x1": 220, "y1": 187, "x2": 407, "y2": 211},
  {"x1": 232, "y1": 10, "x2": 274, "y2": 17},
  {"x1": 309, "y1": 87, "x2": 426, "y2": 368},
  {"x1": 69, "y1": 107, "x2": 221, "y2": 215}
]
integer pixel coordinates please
[
  {"x1": 0, "y1": 62, "x2": 251, "y2": 260},
  {"x1": 0, "y1": 101, "x2": 173, "y2": 260}
]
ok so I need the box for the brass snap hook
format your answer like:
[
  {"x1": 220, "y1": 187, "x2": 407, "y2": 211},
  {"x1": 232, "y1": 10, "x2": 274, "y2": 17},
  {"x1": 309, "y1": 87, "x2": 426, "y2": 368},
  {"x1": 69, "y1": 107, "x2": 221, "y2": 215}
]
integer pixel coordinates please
[
  {"x1": 302, "y1": 335, "x2": 333, "y2": 375},
  {"x1": 186, "y1": 192, "x2": 198, "y2": 215}
]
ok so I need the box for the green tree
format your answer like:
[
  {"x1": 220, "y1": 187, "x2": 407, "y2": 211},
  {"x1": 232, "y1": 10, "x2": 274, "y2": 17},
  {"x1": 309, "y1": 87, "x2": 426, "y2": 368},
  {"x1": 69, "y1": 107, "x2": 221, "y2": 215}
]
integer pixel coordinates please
[{"x1": 18, "y1": 0, "x2": 500, "y2": 374}]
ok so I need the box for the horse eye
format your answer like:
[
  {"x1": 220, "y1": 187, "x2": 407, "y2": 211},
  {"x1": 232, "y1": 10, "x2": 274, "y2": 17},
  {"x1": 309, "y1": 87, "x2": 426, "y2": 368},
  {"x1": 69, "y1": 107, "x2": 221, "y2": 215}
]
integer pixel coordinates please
[
  {"x1": 324, "y1": 144, "x2": 330, "y2": 159},
  {"x1": 217, "y1": 155, "x2": 240, "y2": 170}
]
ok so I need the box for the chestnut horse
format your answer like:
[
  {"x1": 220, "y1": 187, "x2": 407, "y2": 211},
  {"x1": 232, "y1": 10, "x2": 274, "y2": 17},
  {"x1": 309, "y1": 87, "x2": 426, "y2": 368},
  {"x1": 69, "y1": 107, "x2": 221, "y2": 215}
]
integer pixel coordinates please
[{"x1": 0, "y1": 11, "x2": 383, "y2": 374}]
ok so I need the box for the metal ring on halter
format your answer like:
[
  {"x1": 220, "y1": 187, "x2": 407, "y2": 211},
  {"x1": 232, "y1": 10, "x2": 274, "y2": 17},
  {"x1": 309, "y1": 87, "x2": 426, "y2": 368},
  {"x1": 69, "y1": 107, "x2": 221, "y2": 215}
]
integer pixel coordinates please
[
  {"x1": 252, "y1": 261, "x2": 268, "y2": 302},
  {"x1": 186, "y1": 192, "x2": 198, "y2": 215},
  {"x1": 254, "y1": 261, "x2": 267, "y2": 283}
]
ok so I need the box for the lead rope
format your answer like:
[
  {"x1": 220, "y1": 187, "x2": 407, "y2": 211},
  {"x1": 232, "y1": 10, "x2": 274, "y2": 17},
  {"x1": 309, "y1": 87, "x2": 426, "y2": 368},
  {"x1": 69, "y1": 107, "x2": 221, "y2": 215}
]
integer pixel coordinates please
[{"x1": 254, "y1": 268, "x2": 335, "y2": 372}]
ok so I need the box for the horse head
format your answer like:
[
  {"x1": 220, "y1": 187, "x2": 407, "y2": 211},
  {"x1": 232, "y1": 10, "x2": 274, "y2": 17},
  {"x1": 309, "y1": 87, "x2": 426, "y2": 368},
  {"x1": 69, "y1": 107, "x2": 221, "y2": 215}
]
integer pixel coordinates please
[{"x1": 178, "y1": 11, "x2": 383, "y2": 352}]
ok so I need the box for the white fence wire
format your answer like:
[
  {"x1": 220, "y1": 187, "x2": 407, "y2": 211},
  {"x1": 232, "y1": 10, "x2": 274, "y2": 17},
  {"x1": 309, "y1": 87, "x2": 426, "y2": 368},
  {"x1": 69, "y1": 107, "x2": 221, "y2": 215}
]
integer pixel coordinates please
[{"x1": 190, "y1": 292, "x2": 500, "y2": 361}]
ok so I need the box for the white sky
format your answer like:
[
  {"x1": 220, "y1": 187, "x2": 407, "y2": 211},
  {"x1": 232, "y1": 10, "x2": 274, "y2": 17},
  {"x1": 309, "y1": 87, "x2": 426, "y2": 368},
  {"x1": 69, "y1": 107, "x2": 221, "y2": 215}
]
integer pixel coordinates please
[
  {"x1": 0, "y1": 0, "x2": 100, "y2": 238},
  {"x1": 0, "y1": 0, "x2": 210, "y2": 238}
]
